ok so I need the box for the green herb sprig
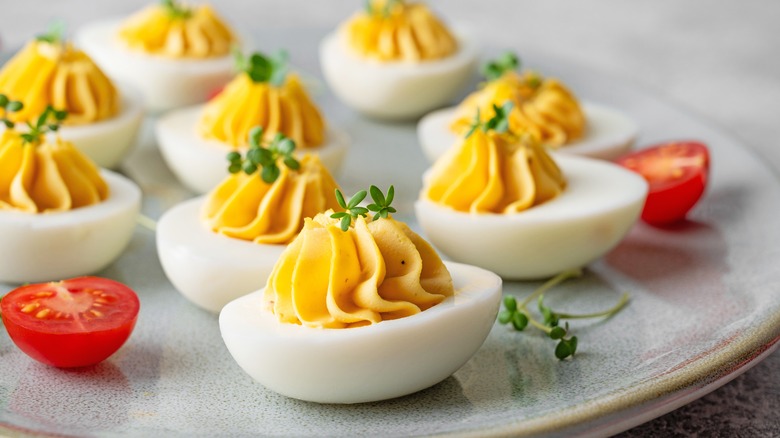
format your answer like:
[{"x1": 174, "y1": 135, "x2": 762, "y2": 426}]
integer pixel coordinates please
[
  {"x1": 226, "y1": 126, "x2": 300, "y2": 183},
  {"x1": 498, "y1": 269, "x2": 630, "y2": 360},
  {"x1": 465, "y1": 101, "x2": 514, "y2": 139},
  {"x1": 36, "y1": 21, "x2": 66, "y2": 44},
  {"x1": 161, "y1": 0, "x2": 193, "y2": 19},
  {"x1": 365, "y1": 0, "x2": 403, "y2": 17},
  {"x1": 331, "y1": 185, "x2": 396, "y2": 231},
  {"x1": 233, "y1": 49, "x2": 289, "y2": 86},
  {"x1": 20, "y1": 105, "x2": 68, "y2": 145},
  {"x1": 0, "y1": 94, "x2": 24, "y2": 129},
  {"x1": 482, "y1": 51, "x2": 520, "y2": 81}
]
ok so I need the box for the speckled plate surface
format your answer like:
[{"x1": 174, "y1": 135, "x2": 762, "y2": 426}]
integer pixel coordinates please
[{"x1": 1, "y1": 29, "x2": 779, "y2": 437}]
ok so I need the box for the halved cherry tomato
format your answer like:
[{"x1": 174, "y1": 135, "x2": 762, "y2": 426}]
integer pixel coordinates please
[
  {"x1": 615, "y1": 141, "x2": 710, "y2": 225},
  {"x1": 1, "y1": 277, "x2": 140, "y2": 368}
]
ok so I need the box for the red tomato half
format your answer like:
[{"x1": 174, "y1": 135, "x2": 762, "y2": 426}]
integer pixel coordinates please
[
  {"x1": 616, "y1": 141, "x2": 710, "y2": 225},
  {"x1": 1, "y1": 277, "x2": 140, "y2": 368}
]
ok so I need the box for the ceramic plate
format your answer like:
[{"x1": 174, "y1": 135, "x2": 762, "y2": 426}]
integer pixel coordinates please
[{"x1": 1, "y1": 29, "x2": 779, "y2": 437}]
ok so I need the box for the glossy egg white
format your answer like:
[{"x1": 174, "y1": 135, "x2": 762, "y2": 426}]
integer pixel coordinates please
[
  {"x1": 75, "y1": 19, "x2": 234, "y2": 113},
  {"x1": 156, "y1": 105, "x2": 350, "y2": 194},
  {"x1": 156, "y1": 197, "x2": 286, "y2": 313},
  {"x1": 415, "y1": 154, "x2": 648, "y2": 279},
  {"x1": 319, "y1": 29, "x2": 478, "y2": 120},
  {"x1": 219, "y1": 261, "x2": 501, "y2": 404},
  {"x1": 417, "y1": 102, "x2": 639, "y2": 162},
  {"x1": 0, "y1": 171, "x2": 141, "y2": 283}
]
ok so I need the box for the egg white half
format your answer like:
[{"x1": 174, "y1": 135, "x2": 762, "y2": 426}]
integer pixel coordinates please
[
  {"x1": 0, "y1": 170, "x2": 141, "y2": 283},
  {"x1": 319, "y1": 29, "x2": 478, "y2": 120},
  {"x1": 417, "y1": 102, "x2": 639, "y2": 162},
  {"x1": 155, "y1": 105, "x2": 350, "y2": 194},
  {"x1": 219, "y1": 261, "x2": 501, "y2": 404},
  {"x1": 75, "y1": 19, "x2": 234, "y2": 113},
  {"x1": 156, "y1": 197, "x2": 286, "y2": 313},
  {"x1": 415, "y1": 154, "x2": 648, "y2": 279}
]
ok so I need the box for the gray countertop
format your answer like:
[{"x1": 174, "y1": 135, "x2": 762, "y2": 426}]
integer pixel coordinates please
[{"x1": 2, "y1": 1, "x2": 778, "y2": 436}]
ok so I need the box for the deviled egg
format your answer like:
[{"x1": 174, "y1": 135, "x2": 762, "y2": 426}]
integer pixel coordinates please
[
  {"x1": 415, "y1": 107, "x2": 647, "y2": 279},
  {"x1": 0, "y1": 102, "x2": 140, "y2": 283},
  {"x1": 417, "y1": 52, "x2": 638, "y2": 162},
  {"x1": 156, "y1": 50, "x2": 349, "y2": 194},
  {"x1": 157, "y1": 129, "x2": 342, "y2": 313},
  {"x1": 220, "y1": 196, "x2": 501, "y2": 403},
  {"x1": 0, "y1": 32, "x2": 143, "y2": 168},
  {"x1": 320, "y1": 0, "x2": 478, "y2": 119},
  {"x1": 75, "y1": 0, "x2": 237, "y2": 113}
]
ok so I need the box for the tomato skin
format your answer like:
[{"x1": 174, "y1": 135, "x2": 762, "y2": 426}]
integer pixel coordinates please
[
  {"x1": 616, "y1": 141, "x2": 710, "y2": 226},
  {"x1": 1, "y1": 277, "x2": 140, "y2": 368}
]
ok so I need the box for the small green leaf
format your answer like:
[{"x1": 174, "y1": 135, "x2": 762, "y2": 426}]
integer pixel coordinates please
[
  {"x1": 277, "y1": 138, "x2": 295, "y2": 155},
  {"x1": 228, "y1": 163, "x2": 241, "y2": 174},
  {"x1": 54, "y1": 110, "x2": 67, "y2": 121},
  {"x1": 369, "y1": 185, "x2": 385, "y2": 206},
  {"x1": 261, "y1": 164, "x2": 280, "y2": 183},
  {"x1": 347, "y1": 190, "x2": 367, "y2": 209},
  {"x1": 511, "y1": 312, "x2": 528, "y2": 331},
  {"x1": 555, "y1": 340, "x2": 573, "y2": 360},
  {"x1": 385, "y1": 185, "x2": 394, "y2": 205},
  {"x1": 330, "y1": 212, "x2": 348, "y2": 219},
  {"x1": 249, "y1": 126, "x2": 264, "y2": 146},
  {"x1": 549, "y1": 326, "x2": 566, "y2": 340},
  {"x1": 3, "y1": 120, "x2": 13, "y2": 129},
  {"x1": 340, "y1": 215, "x2": 351, "y2": 232},
  {"x1": 335, "y1": 189, "x2": 347, "y2": 209},
  {"x1": 242, "y1": 162, "x2": 257, "y2": 175},
  {"x1": 226, "y1": 151, "x2": 241, "y2": 162},
  {"x1": 503, "y1": 295, "x2": 517, "y2": 312},
  {"x1": 0, "y1": 95, "x2": 8, "y2": 108},
  {"x1": 351, "y1": 206, "x2": 369, "y2": 216},
  {"x1": 498, "y1": 310, "x2": 513, "y2": 325},
  {"x1": 283, "y1": 156, "x2": 300, "y2": 171},
  {"x1": 367, "y1": 204, "x2": 381, "y2": 212}
]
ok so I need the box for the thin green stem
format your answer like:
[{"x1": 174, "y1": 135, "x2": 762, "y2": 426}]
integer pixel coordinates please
[
  {"x1": 556, "y1": 292, "x2": 630, "y2": 320},
  {"x1": 519, "y1": 268, "x2": 582, "y2": 308}
]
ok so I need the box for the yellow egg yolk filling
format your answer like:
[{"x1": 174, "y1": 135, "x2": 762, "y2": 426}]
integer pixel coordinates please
[
  {"x1": 451, "y1": 71, "x2": 586, "y2": 148},
  {"x1": 202, "y1": 154, "x2": 340, "y2": 245},
  {"x1": 118, "y1": 3, "x2": 235, "y2": 58},
  {"x1": 424, "y1": 130, "x2": 566, "y2": 214},
  {"x1": 0, "y1": 131, "x2": 109, "y2": 213},
  {"x1": 265, "y1": 212, "x2": 454, "y2": 328},
  {"x1": 0, "y1": 41, "x2": 119, "y2": 126},
  {"x1": 344, "y1": 0, "x2": 458, "y2": 62},
  {"x1": 199, "y1": 73, "x2": 325, "y2": 149}
]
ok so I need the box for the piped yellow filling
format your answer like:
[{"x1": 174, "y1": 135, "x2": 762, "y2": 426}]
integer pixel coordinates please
[
  {"x1": 202, "y1": 154, "x2": 339, "y2": 245},
  {"x1": 451, "y1": 71, "x2": 586, "y2": 148},
  {"x1": 424, "y1": 130, "x2": 566, "y2": 214},
  {"x1": 345, "y1": 0, "x2": 458, "y2": 62},
  {"x1": 118, "y1": 4, "x2": 235, "y2": 58},
  {"x1": 265, "y1": 212, "x2": 454, "y2": 328},
  {"x1": 0, "y1": 131, "x2": 109, "y2": 213},
  {"x1": 0, "y1": 41, "x2": 119, "y2": 125},
  {"x1": 199, "y1": 73, "x2": 325, "y2": 149}
]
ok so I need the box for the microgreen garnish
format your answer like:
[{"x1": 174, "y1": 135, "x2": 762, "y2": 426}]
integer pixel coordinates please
[
  {"x1": 497, "y1": 269, "x2": 630, "y2": 360},
  {"x1": 35, "y1": 21, "x2": 66, "y2": 44},
  {"x1": 233, "y1": 49, "x2": 289, "y2": 86},
  {"x1": 160, "y1": 0, "x2": 193, "y2": 19},
  {"x1": 0, "y1": 94, "x2": 24, "y2": 129},
  {"x1": 19, "y1": 105, "x2": 68, "y2": 145},
  {"x1": 367, "y1": 185, "x2": 396, "y2": 220},
  {"x1": 465, "y1": 101, "x2": 514, "y2": 139},
  {"x1": 365, "y1": 0, "x2": 403, "y2": 17},
  {"x1": 482, "y1": 51, "x2": 520, "y2": 81},
  {"x1": 330, "y1": 185, "x2": 397, "y2": 231},
  {"x1": 331, "y1": 189, "x2": 369, "y2": 231},
  {"x1": 226, "y1": 126, "x2": 300, "y2": 183}
]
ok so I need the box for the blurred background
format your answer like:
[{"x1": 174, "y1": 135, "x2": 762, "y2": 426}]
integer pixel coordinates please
[{"x1": 1, "y1": 0, "x2": 778, "y2": 435}]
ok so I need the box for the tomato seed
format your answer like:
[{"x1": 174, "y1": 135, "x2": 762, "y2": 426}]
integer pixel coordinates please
[
  {"x1": 21, "y1": 303, "x2": 39, "y2": 313},
  {"x1": 35, "y1": 309, "x2": 50, "y2": 319}
]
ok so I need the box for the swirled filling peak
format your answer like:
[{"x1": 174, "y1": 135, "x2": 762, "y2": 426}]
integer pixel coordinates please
[
  {"x1": 0, "y1": 41, "x2": 119, "y2": 125},
  {"x1": 344, "y1": 0, "x2": 458, "y2": 62},
  {"x1": 118, "y1": 0, "x2": 236, "y2": 58},
  {"x1": 264, "y1": 211, "x2": 454, "y2": 328}
]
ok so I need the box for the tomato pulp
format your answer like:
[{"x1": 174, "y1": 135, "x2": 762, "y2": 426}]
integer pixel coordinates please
[
  {"x1": 1, "y1": 277, "x2": 140, "y2": 368},
  {"x1": 616, "y1": 141, "x2": 710, "y2": 225}
]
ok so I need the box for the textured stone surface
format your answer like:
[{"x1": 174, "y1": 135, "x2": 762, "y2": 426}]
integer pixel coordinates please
[{"x1": 1, "y1": 1, "x2": 778, "y2": 436}]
